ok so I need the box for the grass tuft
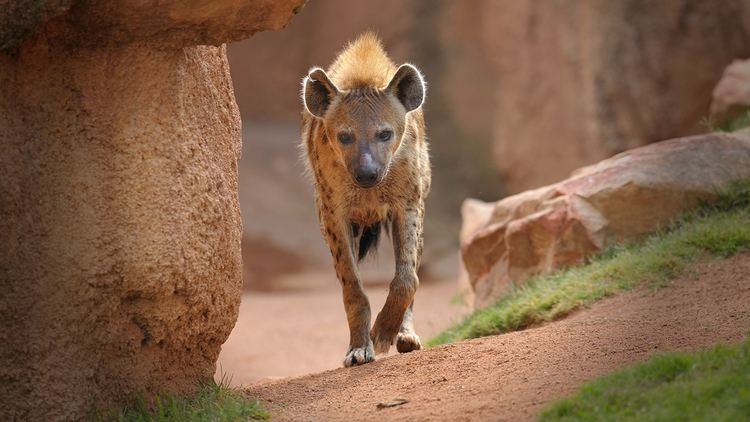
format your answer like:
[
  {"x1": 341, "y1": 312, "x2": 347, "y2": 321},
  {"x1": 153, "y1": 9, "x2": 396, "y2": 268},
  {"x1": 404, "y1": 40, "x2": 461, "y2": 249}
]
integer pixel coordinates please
[
  {"x1": 703, "y1": 107, "x2": 750, "y2": 132},
  {"x1": 428, "y1": 180, "x2": 750, "y2": 346},
  {"x1": 92, "y1": 375, "x2": 268, "y2": 422},
  {"x1": 538, "y1": 336, "x2": 750, "y2": 421}
]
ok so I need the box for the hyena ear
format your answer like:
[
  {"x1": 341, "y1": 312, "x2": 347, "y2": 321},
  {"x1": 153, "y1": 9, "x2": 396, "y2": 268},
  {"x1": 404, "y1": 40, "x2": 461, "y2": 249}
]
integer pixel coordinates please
[
  {"x1": 303, "y1": 68, "x2": 339, "y2": 118},
  {"x1": 386, "y1": 64, "x2": 426, "y2": 112}
]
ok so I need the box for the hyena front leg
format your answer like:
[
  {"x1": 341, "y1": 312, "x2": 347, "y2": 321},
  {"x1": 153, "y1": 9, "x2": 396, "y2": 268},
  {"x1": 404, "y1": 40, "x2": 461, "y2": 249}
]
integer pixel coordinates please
[
  {"x1": 396, "y1": 300, "x2": 421, "y2": 353},
  {"x1": 370, "y1": 206, "x2": 423, "y2": 354},
  {"x1": 320, "y1": 211, "x2": 374, "y2": 367}
]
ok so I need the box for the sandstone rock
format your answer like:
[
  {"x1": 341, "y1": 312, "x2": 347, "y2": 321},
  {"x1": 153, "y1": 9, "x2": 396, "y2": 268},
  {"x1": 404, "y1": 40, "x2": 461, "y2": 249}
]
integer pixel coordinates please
[
  {"x1": 1, "y1": 0, "x2": 305, "y2": 50},
  {"x1": 461, "y1": 133, "x2": 750, "y2": 309},
  {"x1": 0, "y1": 1, "x2": 303, "y2": 419},
  {"x1": 711, "y1": 58, "x2": 750, "y2": 117},
  {"x1": 484, "y1": 0, "x2": 750, "y2": 193}
]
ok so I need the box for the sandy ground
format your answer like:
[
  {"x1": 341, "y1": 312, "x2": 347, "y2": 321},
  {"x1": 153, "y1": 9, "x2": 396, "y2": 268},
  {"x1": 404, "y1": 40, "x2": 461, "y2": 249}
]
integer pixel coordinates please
[
  {"x1": 217, "y1": 273, "x2": 468, "y2": 385},
  {"x1": 245, "y1": 252, "x2": 750, "y2": 421}
]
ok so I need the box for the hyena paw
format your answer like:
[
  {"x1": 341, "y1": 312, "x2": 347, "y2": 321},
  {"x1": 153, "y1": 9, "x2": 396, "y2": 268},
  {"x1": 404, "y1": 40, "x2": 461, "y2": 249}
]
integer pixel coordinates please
[
  {"x1": 343, "y1": 341, "x2": 375, "y2": 367},
  {"x1": 370, "y1": 325, "x2": 398, "y2": 355},
  {"x1": 396, "y1": 332, "x2": 422, "y2": 353}
]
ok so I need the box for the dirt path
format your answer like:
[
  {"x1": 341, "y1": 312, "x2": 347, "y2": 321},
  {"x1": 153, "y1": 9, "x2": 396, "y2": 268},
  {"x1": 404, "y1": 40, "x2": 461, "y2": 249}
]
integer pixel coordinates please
[
  {"x1": 218, "y1": 275, "x2": 468, "y2": 385},
  {"x1": 246, "y1": 252, "x2": 750, "y2": 421}
]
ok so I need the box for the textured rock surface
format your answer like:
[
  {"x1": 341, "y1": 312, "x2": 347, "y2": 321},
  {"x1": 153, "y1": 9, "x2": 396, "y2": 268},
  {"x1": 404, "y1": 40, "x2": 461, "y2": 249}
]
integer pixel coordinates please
[
  {"x1": 712, "y1": 58, "x2": 750, "y2": 117},
  {"x1": 485, "y1": 0, "x2": 750, "y2": 192},
  {"x1": 1, "y1": 0, "x2": 305, "y2": 50},
  {"x1": 0, "y1": 0, "x2": 304, "y2": 420},
  {"x1": 460, "y1": 133, "x2": 750, "y2": 309}
]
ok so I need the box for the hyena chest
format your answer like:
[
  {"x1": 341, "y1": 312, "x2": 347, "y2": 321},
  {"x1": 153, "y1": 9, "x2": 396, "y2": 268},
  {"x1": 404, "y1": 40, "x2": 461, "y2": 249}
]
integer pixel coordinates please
[{"x1": 348, "y1": 192, "x2": 390, "y2": 227}]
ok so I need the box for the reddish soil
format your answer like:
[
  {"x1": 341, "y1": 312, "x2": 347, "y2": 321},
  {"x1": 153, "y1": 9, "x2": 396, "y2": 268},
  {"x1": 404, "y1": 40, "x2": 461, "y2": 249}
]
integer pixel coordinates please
[
  {"x1": 245, "y1": 252, "x2": 750, "y2": 421},
  {"x1": 218, "y1": 274, "x2": 468, "y2": 385}
]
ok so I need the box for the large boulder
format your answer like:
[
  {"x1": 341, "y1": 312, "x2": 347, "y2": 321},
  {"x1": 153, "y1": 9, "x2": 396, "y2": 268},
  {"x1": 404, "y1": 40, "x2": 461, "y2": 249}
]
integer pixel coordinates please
[
  {"x1": 0, "y1": 0, "x2": 304, "y2": 420},
  {"x1": 460, "y1": 133, "x2": 750, "y2": 309}
]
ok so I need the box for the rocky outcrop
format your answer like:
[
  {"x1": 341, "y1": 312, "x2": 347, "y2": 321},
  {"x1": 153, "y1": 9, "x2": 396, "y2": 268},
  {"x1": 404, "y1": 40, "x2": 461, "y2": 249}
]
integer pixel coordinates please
[
  {"x1": 460, "y1": 133, "x2": 750, "y2": 309},
  {"x1": 1, "y1": 0, "x2": 304, "y2": 51},
  {"x1": 0, "y1": 1, "x2": 304, "y2": 420},
  {"x1": 485, "y1": 0, "x2": 750, "y2": 193},
  {"x1": 712, "y1": 58, "x2": 750, "y2": 118}
]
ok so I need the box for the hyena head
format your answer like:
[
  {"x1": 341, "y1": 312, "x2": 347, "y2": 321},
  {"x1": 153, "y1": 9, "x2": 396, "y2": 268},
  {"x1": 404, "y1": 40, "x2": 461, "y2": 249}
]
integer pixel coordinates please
[{"x1": 303, "y1": 64, "x2": 425, "y2": 188}]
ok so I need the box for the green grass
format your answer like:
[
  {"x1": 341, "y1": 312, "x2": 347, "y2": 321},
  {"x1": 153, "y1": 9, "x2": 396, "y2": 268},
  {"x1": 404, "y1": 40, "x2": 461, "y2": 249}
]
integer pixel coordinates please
[
  {"x1": 704, "y1": 107, "x2": 750, "y2": 132},
  {"x1": 92, "y1": 377, "x2": 269, "y2": 422},
  {"x1": 538, "y1": 336, "x2": 750, "y2": 421},
  {"x1": 428, "y1": 180, "x2": 750, "y2": 346}
]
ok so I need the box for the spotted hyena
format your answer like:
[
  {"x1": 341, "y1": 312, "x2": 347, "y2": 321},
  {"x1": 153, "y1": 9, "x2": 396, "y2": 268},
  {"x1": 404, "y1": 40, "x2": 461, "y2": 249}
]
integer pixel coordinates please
[{"x1": 300, "y1": 33, "x2": 430, "y2": 367}]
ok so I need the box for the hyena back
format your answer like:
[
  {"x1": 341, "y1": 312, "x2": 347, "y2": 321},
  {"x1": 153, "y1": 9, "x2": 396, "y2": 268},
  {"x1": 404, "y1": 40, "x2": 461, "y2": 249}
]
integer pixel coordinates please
[{"x1": 300, "y1": 33, "x2": 430, "y2": 367}]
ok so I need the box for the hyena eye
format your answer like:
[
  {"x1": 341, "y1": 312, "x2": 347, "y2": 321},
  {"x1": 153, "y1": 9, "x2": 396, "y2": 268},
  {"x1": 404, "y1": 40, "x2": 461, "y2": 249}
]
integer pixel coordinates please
[
  {"x1": 377, "y1": 129, "x2": 393, "y2": 142},
  {"x1": 337, "y1": 132, "x2": 354, "y2": 144}
]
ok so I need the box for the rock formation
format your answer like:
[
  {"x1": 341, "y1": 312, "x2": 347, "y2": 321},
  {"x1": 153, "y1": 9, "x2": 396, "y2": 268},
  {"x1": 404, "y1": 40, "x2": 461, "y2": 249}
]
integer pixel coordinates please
[
  {"x1": 0, "y1": 0, "x2": 304, "y2": 419},
  {"x1": 712, "y1": 58, "x2": 750, "y2": 118},
  {"x1": 460, "y1": 132, "x2": 750, "y2": 309},
  {"x1": 485, "y1": 0, "x2": 750, "y2": 192}
]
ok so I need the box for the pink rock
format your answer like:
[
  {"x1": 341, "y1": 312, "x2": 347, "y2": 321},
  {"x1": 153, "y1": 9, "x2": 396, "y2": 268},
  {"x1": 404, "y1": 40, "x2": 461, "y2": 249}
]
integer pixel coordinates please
[
  {"x1": 461, "y1": 133, "x2": 750, "y2": 309},
  {"x1": 711, "y1": 58, "x2": 750, "y2": 116}
]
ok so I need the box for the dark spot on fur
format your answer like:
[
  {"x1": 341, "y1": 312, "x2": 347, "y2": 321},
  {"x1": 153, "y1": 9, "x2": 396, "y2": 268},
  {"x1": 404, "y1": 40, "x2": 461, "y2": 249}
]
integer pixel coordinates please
[
  {"x1": 358, "y1": 222, "x2": 382, "y2": 261},
  {"x1": 351, "y1": 223, "x2": 360, "y2": 237}
]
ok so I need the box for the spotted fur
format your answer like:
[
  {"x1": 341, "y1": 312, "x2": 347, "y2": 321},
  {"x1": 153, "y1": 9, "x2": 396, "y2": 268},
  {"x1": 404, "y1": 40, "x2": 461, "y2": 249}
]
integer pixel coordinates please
[{"x1": 300, "y1": 33, "x2": 431, "y2": 366}]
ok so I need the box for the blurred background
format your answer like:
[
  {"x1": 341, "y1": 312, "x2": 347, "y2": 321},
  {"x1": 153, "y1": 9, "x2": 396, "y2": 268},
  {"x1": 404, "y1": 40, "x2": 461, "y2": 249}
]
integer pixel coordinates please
[{"x1": 217, "y1": 0, "x2": 750, "y2": 384}]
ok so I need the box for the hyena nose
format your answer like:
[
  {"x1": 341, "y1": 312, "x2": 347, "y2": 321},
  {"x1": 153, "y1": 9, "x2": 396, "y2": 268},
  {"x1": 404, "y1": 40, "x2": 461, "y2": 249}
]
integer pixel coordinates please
[
  {"x1": 355, "y1": 166, "x2": 379, "y2": 187},
  {"x1": 355, "y1": 153, "x2": 379, "y2": 187}
]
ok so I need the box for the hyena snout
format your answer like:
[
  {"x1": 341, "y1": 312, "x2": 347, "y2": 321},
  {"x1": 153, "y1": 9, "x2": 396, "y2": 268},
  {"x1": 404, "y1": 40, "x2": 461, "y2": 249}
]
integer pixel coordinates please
[{"x1": 354, "y1": 152, "x2": 382, "y2": 188}]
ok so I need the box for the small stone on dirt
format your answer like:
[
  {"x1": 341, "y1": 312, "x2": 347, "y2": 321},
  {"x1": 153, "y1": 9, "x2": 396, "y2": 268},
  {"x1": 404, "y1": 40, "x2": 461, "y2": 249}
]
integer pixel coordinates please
[{"x1": 377, "y1": 398, "x2": 409, "y2": 409}]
